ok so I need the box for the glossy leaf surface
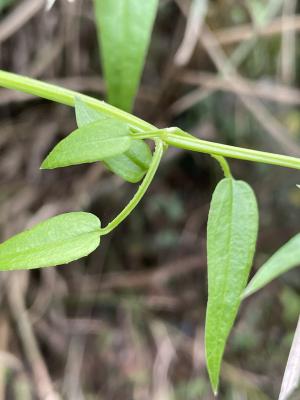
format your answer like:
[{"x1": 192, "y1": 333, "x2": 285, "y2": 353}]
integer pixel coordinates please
[
  {"x1": 41, "y1": 119, "x2": 131, "y2": 169},
  {"x1": 243, "y1": 233, "x2": 300, "y2": 298},
  {"x1": 0, "y1": 212, "x2": 101, "y2": 270},
  {"x1": 94, "y1": 0, "x2": 158, "y2": 111},
  {"x1": 205, "y1": 178, "x2": 258, "y2": 394},
  {"x1": 75, "y1": 98, "x2": 152, "y2": 183}
]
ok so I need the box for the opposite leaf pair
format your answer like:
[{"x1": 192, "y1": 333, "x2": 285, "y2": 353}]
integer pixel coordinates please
[
  {"x1": 0, "y1": 100, "x2": 155, "y2": 271},
  {"x1": 42, "y1": 98, "x2": 152, "y2": 183}
]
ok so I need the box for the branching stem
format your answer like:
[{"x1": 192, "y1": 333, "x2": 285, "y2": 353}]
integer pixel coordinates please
[
  {"x1": 211, "y1": 155, "x2": 232, "y2": 178},
  {"x1": 99, "y1": 139, "x2": 164, "y2": 236},
  {"x1": 1, "y1": 70, "x2": 300, "y2": 171}
]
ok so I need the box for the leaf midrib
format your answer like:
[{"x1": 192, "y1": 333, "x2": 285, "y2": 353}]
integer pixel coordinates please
[
  {"x1": 217, "y1": 178, "x2": 234, "y2": 343},
  {"x1": 0, "y1": 230, "x2": 100, "y2": 262}
]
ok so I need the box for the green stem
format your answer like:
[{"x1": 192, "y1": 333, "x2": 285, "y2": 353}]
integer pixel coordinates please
[
  {"x1": 1, "y1": 70, "x2": 300, "y2": 171},
  {"x1": 164, "y1": 130, "x2": 300, "y2": 170},
  {"x1": 211, "y1": 155, "x2": 232, "y2": 178},
  {"x1": 0, "y1": 70, "x2": 154, "y2": 132},
  {"x1": 135, "y1": 128, "x2": 300, "y2": 170},
  {"x1": 99, "y1": 139, "x2": 164, "y2": 236},
  {"x1": 133, "y1": 131, "x2": 231, "y2": 177}
]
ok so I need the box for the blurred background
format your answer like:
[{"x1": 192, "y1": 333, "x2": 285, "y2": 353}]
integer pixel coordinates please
[{"x1": 0, "y1": 0, "x2": 300, "y2": 399}]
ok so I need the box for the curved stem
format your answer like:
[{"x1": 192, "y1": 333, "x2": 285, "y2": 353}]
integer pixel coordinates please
[
  {"x1": 1, "y1": 70, "x2": 300, "y2": 171},
  {"x1": 211, "y1": 155, "x2": 232, "y2": 178},
  {"x1": 99, "y1": 139, "x2": 164, "y2": 236}
]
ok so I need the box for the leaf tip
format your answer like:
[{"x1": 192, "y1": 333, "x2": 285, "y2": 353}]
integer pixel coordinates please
[
  {"x1": 207, "y1": 362, "x2": 220, "y2": 398},
  {"x1": 40, "y1": 158, "x2": 50, "y2": 170},
  {"x1": 210, "y1": 379, "x2": 219, "y2": 397},
  {"x1": 213, "y1": 379, "x2": 219, "y2": 396},
  {"x1": 242, "y1": 283, "x2": 256, "y2": 299}
]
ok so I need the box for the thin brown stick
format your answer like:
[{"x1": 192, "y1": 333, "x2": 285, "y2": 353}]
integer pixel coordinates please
[
  {"x1": 169, "y1": 86, "x2": 212, "y2": 115},
  {"x1": 176, "y1": 71, "x2": 300, "y2": 106},
  {"x1": 214, "y1": 15, "x2": 300, "y2": 46},
  {"x1": 200, "y1": 24, "x2": 300, "y2": 154},
  {"x1": 280, "y1": 0, "x2": 297, "y2": 84},
  {"x1": 279, "y1": 315, "x2": 300, "y2": 400},
  {"x1": 99, "y1": 255, "x2": 204, "y2": 291},
  {"x1": 174, "y1": 0, "x2": 207, "y2": 66},
  {"x1": 174, "y1": 0, "x2": 300, "y2": 154},
  {"x1": 0, "y1": 0, "x2": 45, "y2": 43},
  {"x1": 7, "y1": 273, "x2": 60, "y2": 400}
]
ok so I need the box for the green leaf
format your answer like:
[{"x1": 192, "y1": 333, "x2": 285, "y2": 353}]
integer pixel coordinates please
[
  {"x1": 0, "y1": 212, "x2": 101, "y2": 270},
  {"x1": 41, "y1": 119, "x2": 131, "y2": 169},
  {"x1": 75, "y1": 98, "x2": 152, "y2": 183},
  {"x1": 94, "y1": 0, "x2": 159, "y2": 112},
  {"x1": 75, "y1": 97, "x2": 108, "y2": 126},
  {"x1": 105, "y1": 140, "x2": 152, "y2": 182},
  {"x1": 243, "y1": 234, "x2": 300, "y2": 298},
  {"x1": 205, "y1": 178, "x2": 258, "y2": 394}
]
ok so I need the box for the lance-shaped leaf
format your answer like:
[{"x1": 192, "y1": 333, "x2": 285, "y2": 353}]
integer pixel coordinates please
[
  {"x1": 75, "y1": 98, "x2": 152, "y2": 183},
  {"x1": 243, "y1": 234, "x2": 300, "y2": 298},
  {"x1": 41, "y1": 119, "x2": 131, "y2": 169},
  {"x1": 0, "y1": 212, "x2": 101, "y2": 271},
  {"x1": 205, "y1": 178, "x2": 258, "y2": 394},
  {"x1": 94, "y1": 0, "x2": 159, "y2": 112}
]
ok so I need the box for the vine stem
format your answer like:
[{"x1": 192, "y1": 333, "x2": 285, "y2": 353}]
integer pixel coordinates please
[
  {"x1": 135, "y1": 129, "x2": 300, "y2": 171},
  {"x1": 0, "y1": 70, "x2": 154, "y2": 131},
  {"x1": 211, "y1": 155, "x2": 232, "y2": 178},
  {"x1": 1, "y1": 70, "x2": 300, "y2": 171},
  {"x1": 99, "y1": 139, "x2": 164, "y2": 236}
]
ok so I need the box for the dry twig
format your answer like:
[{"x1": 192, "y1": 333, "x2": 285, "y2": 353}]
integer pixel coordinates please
[
  {"x1": 0, "y1": 0, "x2": 45, "y2": 44},
  {"x1": 214, "y1": 15, "x2": 300, "y2": 46},
  {"x1": 7, "y1": 273, "x2": 60, "y2": 400},
  {"x1": 98, "y1": 255, "x2": 204, "y2": 291},
  {"x1": 175, "y1": 0, "x2": 300, "y2": 154},
  {"x1": 279, "y1": 315, "x2": 300, "y2": 400},
  {"x1": 170, "y1": 71, "x2": 300, "y2": 115}
]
